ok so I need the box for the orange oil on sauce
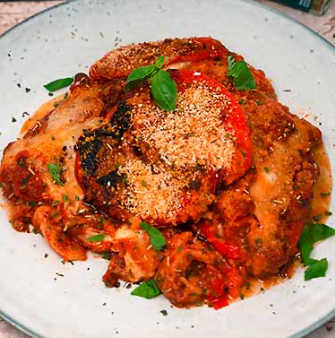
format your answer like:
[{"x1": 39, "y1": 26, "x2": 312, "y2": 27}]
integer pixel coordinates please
[
  {"x1": 20, "y1": 94, "x2": 66, "y2": 136},
  {"x1": 241, "y1": 142, "x2": 332, "y2": 300},
  {"x1": 310, "y1": 143, "x2": 332, "y2": 222}
]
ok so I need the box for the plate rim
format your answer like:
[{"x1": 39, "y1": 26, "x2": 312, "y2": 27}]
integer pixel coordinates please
[{"x1": 0, "y1": 0, "x2": 334, "y2": 337}]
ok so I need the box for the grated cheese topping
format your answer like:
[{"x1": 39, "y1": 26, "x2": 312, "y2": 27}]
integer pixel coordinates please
[
  {"x1": 118, "y1": 159, "x2": 189, "y2": 220},
  {"x1": 114, "y1": 80, "x2": 237, "y2": 221},
  {"x1": 131, "y1": 84, "x2": 236, "y2": 171}
]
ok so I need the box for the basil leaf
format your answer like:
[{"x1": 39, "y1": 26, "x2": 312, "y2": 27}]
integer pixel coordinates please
[
  {"x1": 87, "y1": 234, "x2": 106, "y2": 242},
  {"x1": 155, "y1": 56, "x2": 165, "y2": 69},
  {"x1": 140, "y1": 221, "x2": 166, "y2": 251},
  {"x1": 47, "y1": 163, "x2": 64, "y2": 186},
  {"x1": 299, "y1": 223, "x2": 335, "y2": 280},
  {"x1": 131, "y1": 279, "x2": 161, "y2": 299},
  {"x1": 305, "y1": 258, "x2": 328, "y2": 281},
  {"x1": 300, "y1": 241, "x2": 314, "y2": 265},
  {"x1": 227, "y1": 57, "x2": 256, "y2": 91},
  {"x1": 299, "y1": 226, "x2": 314, "y2": 264},
  {"x1": 309, "y1": 223, "x2": 335, "y2": 243},
  {"x1": 125, "y1": 64, "x2": 156, "y2": 93},
  {"x1": 124, "y1": 57, "x2": 177, "y2": 111},
  {"x1": 44, "y1": 77, "x2": 73, "y2": 92},
  {"x1": 227, "y1": 55, "x2": 236, "y2": 70},
  {"x1": 299, "y1": 224, "x2": 335, "y2": 264},
  {"x1": 151, "y1": 70, "x2": 177, "y2": 111}
]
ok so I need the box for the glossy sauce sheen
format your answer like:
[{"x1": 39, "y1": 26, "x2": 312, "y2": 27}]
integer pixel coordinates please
[
  {"x1": 0, "y1": 37, "x2": 332, "y2": 309},
  {"x1": 245, "y1": 144, "x2": 332, "y2": 298},
  {"x1": 310, "y1": 144, "x2": 332, "y2": 221},
  {"x1": 21, "y1": 94, "x2": 333, "y2": 300}
]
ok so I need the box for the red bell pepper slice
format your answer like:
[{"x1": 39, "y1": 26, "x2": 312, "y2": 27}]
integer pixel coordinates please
[
  {"x1": 171, "y1": 70, "x2": 251, "y2": 179},
  {"x1": 167, "y1": 37, "x2": 228, "y2": 66},
  {"x1": 199, "y1": 221, "x2": 243, "y2": 260}
]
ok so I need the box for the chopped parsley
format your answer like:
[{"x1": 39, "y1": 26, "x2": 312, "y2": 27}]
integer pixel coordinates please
[
  {"x1": 312, "y1": 214, "x2": 322, "y2": 222},
  {"x1": 255, "y1": 238, "x2": 263, "y2": 244},
  {"x1": 47, "y1": 163, "x2": 64, "y2": 186},
  {"x1": 320, "y1": 192, "x2": 331, "y2": 197},
  {"x1": 101, "y1": 252, "x2": 111, "y2": 260},
  {"x1": 87, "y1": 234, "x2": 106, "y2": 242},
  {"x1": 51, "y1": 211, "x2": 59, "y2": 218},
  {"x1": 51, "y1": 200, "x2": 59, "y2": 207}
]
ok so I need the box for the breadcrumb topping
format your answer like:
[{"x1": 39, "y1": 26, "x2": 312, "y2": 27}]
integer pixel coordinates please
[
  {"x1": 116, "y1": 80, "x2": 237, "y2": 220},
  {"x1": 132, "y1": 84, "x2": 235, "y2": 171},
  {"x1": 118, "y1": 159, "x2": 188, "y2": 220}
]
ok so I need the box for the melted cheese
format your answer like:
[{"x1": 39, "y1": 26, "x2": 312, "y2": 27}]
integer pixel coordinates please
[{"x1": 2, "y1": 86, "x2": 104, "y2": 206}]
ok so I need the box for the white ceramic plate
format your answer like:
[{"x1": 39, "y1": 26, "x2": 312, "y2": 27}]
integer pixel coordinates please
[{"x1": 0, "y1": 1, "x2": 335, "y2": 337}]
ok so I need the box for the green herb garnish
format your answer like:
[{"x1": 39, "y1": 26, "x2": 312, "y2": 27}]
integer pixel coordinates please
[
  {"x1": 101, "y1": 251, "x2": 111, "y2": 260},
  {"x1": 227, "y1": 56, "x2": 256, "y2": 91},
  {"x1": 312, "y1": 214, "x2": 322, "y2": 222},
  {"x1": 155, "y1": 56, "x2": 165, "y2": 69},
  {"x1": 87, "y1": 234, "x2": 106, "y2": 242},
  {"x1": 43, "y1": 77, "x2": 73, "y2": 92},
  {"x1": 51, "y1": 211, "x2": 59, "y2": 218},
  {"x1": 151, "y1": 70, "x2": 178, "y2": 112},
  {"x1": 125, "y1": 56, "x2": 177, "y2": 111},
  {"x1": 131, "y1": 279, "x2": 161, "y2": 299},
  {"x1": 299, "y1": 223, "x2": 335, "y2": 280},
  {"x1": 51, "y1": 200, "x2": 59, "y2": 207},
  {"x1": 320, "y1": 192, "x2": 331, "y2": 197},
  {"x1": 264, "y1": 167, "x2": 270, "y2": 173},
  {"x1": 47, "y1": 163, "x2": 64, "y2": 186},
  {"x1": 124, "y1": 65, "x2": 156, "y2": 93},
  {"x1": 140, "y1": 221, "x2": 166, "y2": 251},
  {"x1": 304, "y1": 258, "x2": 328, "y2": 281}
]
